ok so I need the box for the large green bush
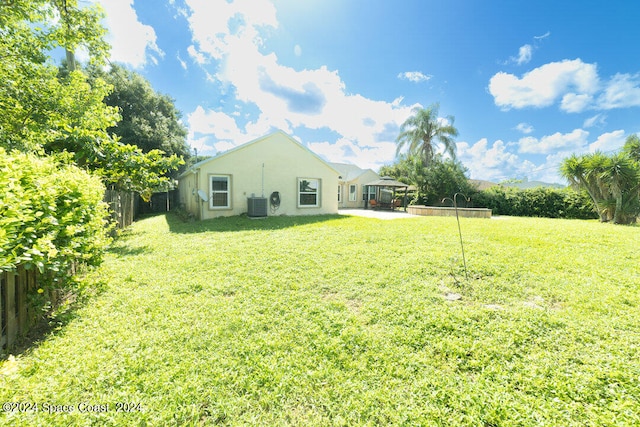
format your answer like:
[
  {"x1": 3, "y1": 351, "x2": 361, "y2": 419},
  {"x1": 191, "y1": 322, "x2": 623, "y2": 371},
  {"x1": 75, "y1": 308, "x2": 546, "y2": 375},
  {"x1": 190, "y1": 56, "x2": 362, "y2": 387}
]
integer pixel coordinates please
[
  {"x1": 0, "y1": 149, "x2": 112, "y2": 287},
  {"x1": 472, "y1": 186, "x2": 597, "y2": 219}
]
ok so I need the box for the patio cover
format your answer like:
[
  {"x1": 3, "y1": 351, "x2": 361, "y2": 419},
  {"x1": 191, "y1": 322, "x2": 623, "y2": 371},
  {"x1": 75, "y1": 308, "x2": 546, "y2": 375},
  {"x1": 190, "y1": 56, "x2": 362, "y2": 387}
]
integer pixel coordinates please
[{"x1": 363, "y1": 176, "x2": 410, "y2": 211}]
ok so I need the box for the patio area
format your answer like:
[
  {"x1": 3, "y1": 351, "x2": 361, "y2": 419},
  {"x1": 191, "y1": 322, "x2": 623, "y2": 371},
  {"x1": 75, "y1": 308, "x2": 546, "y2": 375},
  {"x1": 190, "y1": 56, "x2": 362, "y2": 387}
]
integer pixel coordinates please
[{"x1": 338, "y1": 208, "x2": 418, "y2": 220}]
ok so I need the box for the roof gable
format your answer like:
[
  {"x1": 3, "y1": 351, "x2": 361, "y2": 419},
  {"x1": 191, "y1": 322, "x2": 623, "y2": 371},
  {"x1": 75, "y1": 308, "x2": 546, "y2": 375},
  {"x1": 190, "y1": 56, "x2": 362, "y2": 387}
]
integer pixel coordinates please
[
  {"x1": 180, "y1": 130, "x2": 340, "y2": 178},
  {"x1": 329, "y1": 162, "x2": 379, "y2": 182}
]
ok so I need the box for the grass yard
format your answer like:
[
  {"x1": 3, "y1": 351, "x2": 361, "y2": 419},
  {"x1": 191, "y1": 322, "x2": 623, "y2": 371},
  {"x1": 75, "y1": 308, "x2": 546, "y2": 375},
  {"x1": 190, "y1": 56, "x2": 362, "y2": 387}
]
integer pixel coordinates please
[{"x1": 1, "y1": 213, "x2": 639, "y2": 426}]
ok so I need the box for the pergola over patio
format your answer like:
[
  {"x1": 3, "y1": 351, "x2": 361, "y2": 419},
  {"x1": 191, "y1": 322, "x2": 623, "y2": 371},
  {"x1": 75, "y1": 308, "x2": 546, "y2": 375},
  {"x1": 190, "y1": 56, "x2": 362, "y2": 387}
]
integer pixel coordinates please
[{"x1": 363, "y1": 176, "x2": 410, "y2": 211}]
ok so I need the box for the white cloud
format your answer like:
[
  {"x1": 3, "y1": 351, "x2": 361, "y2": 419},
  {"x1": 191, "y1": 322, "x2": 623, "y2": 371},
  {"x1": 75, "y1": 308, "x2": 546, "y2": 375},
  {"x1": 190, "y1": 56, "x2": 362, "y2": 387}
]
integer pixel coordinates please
[
  {"x1": 489, "y1": 59, "x2": 600, "y2": 111},
  {"x1": 534, "y1": 31, "x2": 551, "y2": 40},
  {"x1": 177, "y1": 53, "x2": 187, "y2": 70},
  {"x1": 96, "y1": 0, "x2": 164, "y2": 68},
  {"x1": 185, "y1": 0, "x2": 278, "y2": 61},
  {"x1": 187, "y1": 45, "x2": 208, "y2": 65},
  {"x1": 458, "y1": 128, "x2": 629, "y2": 184},
  {"x1": 490, "y1": 59, "x2": 640, "y2": 113},
  {"x1": 597, "y1": 73, "x2": 640, "y2": 109},
  {"x1": 308, "y1": 138, "x2": 397, "y2": 171},
  {"x1": 456, "y1": 138, "x2": 523, "y2": 182},
  {"x1": 560, "y1": 93, "x2": 594, "y2": 113},
  {"x1": 583, "y1": 113, "x2": 607, "y2": 128},
  {"x1": 588, "y1": 130, "x2": 626, "y2": 153},
  {"x1": 518, "y1": 129, "x2": 589, "y2": 154},
  {"x1": 515, "y1": 44, "x2": 532, "y2": 65},
  {"x1": 397, "y1": 71, "x2": 432, "y2": 83},
  {"x1": 515, "y1": 122, "x2": 534, "y2": 134},
  {"x1": 182, "y1": 0, "x2": 420, "y2": 168}
]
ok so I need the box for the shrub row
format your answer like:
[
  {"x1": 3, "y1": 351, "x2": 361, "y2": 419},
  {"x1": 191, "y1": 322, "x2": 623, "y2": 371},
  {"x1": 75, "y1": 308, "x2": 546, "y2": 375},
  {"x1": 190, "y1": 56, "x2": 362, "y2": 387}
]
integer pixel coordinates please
[
  {"x1": 0, "y1": 149, "x2": 112, "y2": 289},
  {"x1": 471, "y1": 186, "x2": 598, "y2": 219}
]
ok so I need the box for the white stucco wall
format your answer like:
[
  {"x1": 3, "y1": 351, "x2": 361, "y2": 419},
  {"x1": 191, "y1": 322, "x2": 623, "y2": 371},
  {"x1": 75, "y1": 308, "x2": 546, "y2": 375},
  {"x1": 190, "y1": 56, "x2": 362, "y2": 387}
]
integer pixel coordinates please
[
  {"x1": 179, "y1": 131, "x2": 339, "y2": 219},
  {"x1": 340, "y1": 169, "x2": 381, "y2": 209}
]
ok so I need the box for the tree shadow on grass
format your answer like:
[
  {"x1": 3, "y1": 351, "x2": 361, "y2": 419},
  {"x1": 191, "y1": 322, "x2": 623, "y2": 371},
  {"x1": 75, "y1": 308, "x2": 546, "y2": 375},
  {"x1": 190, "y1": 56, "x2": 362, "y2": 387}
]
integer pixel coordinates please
[{"x1": 166, "y1": 211, "x2": 349, "y2": 234}]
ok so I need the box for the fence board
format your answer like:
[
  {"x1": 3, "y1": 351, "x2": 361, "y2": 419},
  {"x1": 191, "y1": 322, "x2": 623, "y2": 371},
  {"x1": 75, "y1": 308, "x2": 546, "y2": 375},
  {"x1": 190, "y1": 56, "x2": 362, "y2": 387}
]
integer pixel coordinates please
[
  {"x1": 17, "y1": 267, "x2": 27, "y2": 336},
  {"x1": 5, "y1": 273, "x2": 16, "y2": 349},
  {"x1": 0, "y1": 274, "x2": 4, "y2": 349},
  {"x1": 105, "y1": 189, "x2": 136, "y2": 229}
]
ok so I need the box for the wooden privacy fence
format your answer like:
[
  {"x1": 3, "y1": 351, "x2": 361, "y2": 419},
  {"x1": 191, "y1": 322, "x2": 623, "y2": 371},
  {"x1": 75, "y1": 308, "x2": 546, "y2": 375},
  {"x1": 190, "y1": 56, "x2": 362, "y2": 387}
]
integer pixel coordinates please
[
  {"x1": 1, "y1": 191, "x2": 134, "y2": 350},
  {"x1": 105, "y1": 189, "x2": 136, "y2": 229},
  {"x1": 1, "y1": 266, "x2": 38, "y2": 351}
]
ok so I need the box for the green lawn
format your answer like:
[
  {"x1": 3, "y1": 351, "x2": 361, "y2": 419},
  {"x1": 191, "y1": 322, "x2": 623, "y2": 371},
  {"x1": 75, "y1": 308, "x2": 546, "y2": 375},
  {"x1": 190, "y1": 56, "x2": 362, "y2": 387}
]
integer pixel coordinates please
[{"x1": 1, "y1": 213, "x2": 639, "y2": 426}]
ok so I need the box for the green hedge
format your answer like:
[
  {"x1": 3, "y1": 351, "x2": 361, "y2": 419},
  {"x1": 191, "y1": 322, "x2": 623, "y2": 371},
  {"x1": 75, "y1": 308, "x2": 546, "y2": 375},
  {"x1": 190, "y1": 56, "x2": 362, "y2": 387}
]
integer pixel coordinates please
[
  {"x1": 472, "y1": 186, "x2": 598, "y2": 219},
  {"x1": 0, "y1": 149, "x2": 112, "y2": 287}
]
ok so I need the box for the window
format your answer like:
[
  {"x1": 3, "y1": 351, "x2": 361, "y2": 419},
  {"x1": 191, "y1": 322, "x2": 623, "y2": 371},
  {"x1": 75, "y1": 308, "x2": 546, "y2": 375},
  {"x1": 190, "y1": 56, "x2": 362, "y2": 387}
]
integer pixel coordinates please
[
  {"x1": 209, "y1": 175, "x2": 230, "y2": 209},
  {"x1": 362, "y1": 185, "x2": 375, "y2": 201},
  {"x1": 348, "y1": 184, "x2": 357, "y2": 202},
  {"x1": 337, "y1": 185, "x2": 342, "y2": 203},
  {"x1": 298, "y1": 178, "x2": 319, "y2": 207}
]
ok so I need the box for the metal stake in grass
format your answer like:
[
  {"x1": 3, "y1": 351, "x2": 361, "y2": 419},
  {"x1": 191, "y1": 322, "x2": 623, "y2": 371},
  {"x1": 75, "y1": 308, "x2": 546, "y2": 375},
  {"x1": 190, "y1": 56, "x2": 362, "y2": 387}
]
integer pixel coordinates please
[{"x1": 442, "y1": 193, "x2": 471, "y2": 280}]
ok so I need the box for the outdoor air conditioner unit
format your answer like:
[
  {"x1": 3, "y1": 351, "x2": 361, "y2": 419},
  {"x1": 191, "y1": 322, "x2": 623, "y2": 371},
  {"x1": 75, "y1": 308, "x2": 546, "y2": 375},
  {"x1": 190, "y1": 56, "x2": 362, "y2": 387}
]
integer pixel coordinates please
[{"x1": 247, "y1": 197, "x2": 268, "y2": 217}]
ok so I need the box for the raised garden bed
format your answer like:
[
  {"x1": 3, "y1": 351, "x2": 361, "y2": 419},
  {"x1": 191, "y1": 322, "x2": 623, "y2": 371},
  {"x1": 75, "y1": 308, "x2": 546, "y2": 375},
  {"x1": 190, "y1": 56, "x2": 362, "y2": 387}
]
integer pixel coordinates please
[{"x1": 407, "y1": 205, "x2": 492, "y2": 218}]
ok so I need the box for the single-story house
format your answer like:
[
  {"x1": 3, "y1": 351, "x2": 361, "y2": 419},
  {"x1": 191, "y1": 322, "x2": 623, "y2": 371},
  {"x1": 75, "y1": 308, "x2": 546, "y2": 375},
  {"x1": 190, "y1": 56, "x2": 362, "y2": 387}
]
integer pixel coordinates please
[
  {"x1": 330, "y1": 162, "x2": 380, "y2": 209},
  {"x1": 178, "y1": 130, "x2": 340, "y2": 219}
]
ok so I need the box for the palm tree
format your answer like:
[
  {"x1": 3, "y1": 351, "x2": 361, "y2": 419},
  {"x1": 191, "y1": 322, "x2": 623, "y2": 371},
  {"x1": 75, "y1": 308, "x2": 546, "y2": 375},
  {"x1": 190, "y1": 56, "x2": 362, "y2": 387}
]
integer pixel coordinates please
[
  {"x1": 396, "y1": 103, "x2": 458, "y2": 166},
  {"x1": 561, "y1": 151, "x2": 640, "y2": 224},
  {"x1": 599, "y1": 153, "x2": 640, "y2": 224}
]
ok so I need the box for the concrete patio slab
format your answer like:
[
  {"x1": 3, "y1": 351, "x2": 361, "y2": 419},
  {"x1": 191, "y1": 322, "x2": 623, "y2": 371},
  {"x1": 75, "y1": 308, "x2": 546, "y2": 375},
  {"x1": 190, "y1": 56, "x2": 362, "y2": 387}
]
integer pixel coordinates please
[{"x1": 338, "y1": 208, "x2": 418, "y2": 220}]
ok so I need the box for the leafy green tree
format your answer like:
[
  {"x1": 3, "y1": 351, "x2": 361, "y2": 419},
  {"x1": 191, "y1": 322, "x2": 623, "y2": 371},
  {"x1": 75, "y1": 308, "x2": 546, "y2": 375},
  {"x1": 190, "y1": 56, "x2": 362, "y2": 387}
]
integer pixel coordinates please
[
  {"x1": 90, "y1": 64, "x2": 190, "y2": 160},
  {"x1": 396, "y1": 103, "x2": 458, "y2": 166},
  {"x1": 380, "y1": 154, "x2": 475, "y2": 205},
  {"x1": 0, "y1": 0, "x2": 109, "y2": 152},
  {"x1": 0, "y1": 0, "x2": 183, "y2": 198}
]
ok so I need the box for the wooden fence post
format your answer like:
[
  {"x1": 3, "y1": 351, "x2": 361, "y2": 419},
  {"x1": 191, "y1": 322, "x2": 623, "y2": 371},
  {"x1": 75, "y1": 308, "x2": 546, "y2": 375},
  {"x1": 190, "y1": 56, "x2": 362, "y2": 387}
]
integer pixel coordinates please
[
  {"x1": 0, "y1": 272, "x2": 4, "y2": 349},
  {"x1": 5, "y1": 272, "x2": 16, "y2": 349},
  {"x1": 17, "y1": 266, "x2": 27, "y2": 337}
]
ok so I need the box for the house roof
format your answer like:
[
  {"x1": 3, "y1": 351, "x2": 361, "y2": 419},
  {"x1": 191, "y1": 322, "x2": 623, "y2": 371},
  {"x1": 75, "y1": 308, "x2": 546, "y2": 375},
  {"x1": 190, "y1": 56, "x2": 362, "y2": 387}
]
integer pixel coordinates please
[
  {"x1": 179, "y1": 130, "x2": 340, "y2": 179},
  {"x1": 329, "y1": 162, "x2": 379, "y2": 182}
]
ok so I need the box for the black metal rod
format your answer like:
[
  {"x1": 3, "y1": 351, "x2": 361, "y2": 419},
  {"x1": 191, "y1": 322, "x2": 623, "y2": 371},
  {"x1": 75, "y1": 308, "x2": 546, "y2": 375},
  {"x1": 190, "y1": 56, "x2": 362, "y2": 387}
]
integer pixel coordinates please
[{"x1": 442, "y1": 193, "x2": 470, "y2": 279}]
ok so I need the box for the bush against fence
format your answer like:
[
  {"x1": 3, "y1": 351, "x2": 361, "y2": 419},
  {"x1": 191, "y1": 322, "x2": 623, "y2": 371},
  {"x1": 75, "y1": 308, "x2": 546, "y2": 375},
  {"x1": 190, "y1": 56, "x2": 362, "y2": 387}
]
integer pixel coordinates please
[
  {"x1": 0, "y1": 149, "x2": 112, "y2": 348},
  {"x1": 472, "y1": 186, "x2": 598, "y2": 219}
]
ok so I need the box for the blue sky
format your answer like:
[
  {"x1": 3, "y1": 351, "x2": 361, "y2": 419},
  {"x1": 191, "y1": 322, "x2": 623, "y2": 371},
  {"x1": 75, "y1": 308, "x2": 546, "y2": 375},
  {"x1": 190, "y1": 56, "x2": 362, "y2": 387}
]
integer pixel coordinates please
[{"x1": 92, "y1": 0, "x2": 640, "y2": 184}]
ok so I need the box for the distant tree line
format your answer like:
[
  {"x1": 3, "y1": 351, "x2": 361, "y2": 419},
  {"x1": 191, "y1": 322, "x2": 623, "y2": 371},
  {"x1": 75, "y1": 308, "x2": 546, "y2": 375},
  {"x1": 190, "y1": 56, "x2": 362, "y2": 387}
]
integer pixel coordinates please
[{"x1": 383, "y1": 103, "x2": 635, "y2": 222}]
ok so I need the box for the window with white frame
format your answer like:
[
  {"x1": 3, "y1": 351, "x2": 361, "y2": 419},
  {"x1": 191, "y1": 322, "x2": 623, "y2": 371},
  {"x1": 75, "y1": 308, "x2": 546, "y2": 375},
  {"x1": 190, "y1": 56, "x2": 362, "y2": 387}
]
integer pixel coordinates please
[
  {"x1": 348, "y1": 184, "x2": 357, "y2": 202},
  {"x1": 362, "y1": 185, "x2": 375, "y2": 201},
  {"x1": 298, "y1": 178, "x2": 319, "y2": 207},
  {"x1": 209, "y1": 175, "x2": 231, "y2": 209}
]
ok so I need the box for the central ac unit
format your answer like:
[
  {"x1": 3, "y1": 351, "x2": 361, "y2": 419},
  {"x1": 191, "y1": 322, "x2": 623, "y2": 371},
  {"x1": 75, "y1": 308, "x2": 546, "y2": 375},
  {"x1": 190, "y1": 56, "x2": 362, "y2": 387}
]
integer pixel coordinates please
[{"x1": 247, "y1": 197, "x2": 268, "y2": 217}]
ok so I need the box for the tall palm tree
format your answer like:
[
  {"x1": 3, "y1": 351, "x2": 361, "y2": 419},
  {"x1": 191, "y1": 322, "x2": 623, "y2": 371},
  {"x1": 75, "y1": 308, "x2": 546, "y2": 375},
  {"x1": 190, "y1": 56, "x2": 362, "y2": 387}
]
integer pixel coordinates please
[{"x1": 396, "y1": 103, "x2": 458, "y2": 166}]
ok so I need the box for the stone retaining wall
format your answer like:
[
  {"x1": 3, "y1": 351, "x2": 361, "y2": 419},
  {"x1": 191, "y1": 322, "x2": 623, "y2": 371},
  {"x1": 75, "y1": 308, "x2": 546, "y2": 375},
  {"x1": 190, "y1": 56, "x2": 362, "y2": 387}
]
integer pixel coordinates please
[{"x1": 407, "y1": 205, "x2": 492, "y2": 218}]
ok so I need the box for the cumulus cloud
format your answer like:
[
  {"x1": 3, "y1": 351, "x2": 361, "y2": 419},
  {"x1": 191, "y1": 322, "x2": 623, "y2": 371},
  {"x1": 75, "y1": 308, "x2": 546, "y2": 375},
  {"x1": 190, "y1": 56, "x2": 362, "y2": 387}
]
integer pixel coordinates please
[
  {"x1": 397, "y1": 71, "x2": 432, "y2": 83},
  {"x1": 457, "y1": 128, "x2": 628, "y2": 184},
  {"x1": 489, "y1": 59, "x2": 600, "y2": 111},
  {"x1": 515, "y1": 122, "x2": 534, "y2": 134},
  {"x1": 96, "y1": 0, "x2": 164, "y2": 68},
  {"x1": 518, "y1": 129, "x2": 589, "y2": 154},
  {"x1": 456, "y1": 139, "x2": 526, "y2": 182},
  {"x1": 588, "y1": 130, "x2": 626, "y2": 153},
  {"x1": 490, "y1": 59, "x2": 640, "y2": 113},
  {"x1": 597, "y1": 73, "x2": 640, "y2": 109},
  {"x1": 181, "y1": 0, "x2": 419, "y2": 169},
  {"x1": 514, "y1": 44, "x2": 532, "y2": 65}
]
